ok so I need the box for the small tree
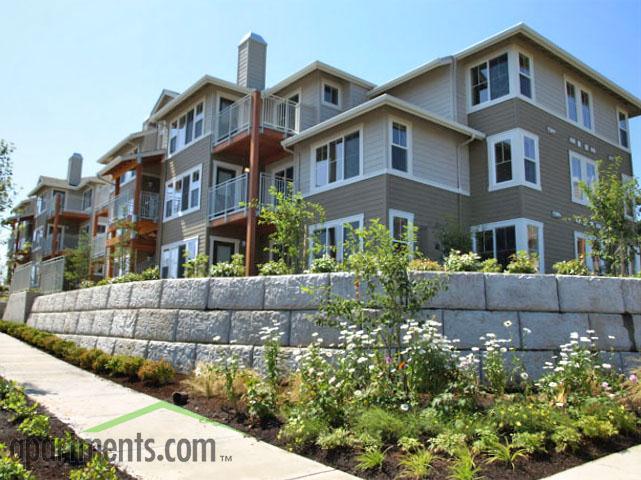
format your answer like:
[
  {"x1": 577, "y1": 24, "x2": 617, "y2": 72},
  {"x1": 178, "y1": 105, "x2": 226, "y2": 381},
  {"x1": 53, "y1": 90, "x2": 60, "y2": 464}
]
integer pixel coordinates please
[
  {"x1": 253, "y1": 186, "x2": 324, "y2": 274},
  {"x1": 438, "y1": 219, "x2": 472, "y2": 257},
  {"x1": 64, "y1": 230, "x2": 92, "y2": 288},
  {"x1": 0, "y1": 140, "x2": 16, "y2": 219},
  {"x1": 573, "y1": 158, "x2": 641, "y2": 276},
  {"x1": 110, "y1": 219, "x2": 135, "y2": 277}
]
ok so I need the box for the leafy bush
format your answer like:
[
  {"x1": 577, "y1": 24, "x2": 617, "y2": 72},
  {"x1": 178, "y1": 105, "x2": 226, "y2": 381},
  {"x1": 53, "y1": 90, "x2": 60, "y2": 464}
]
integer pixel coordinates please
[
  {"x1": 481, "y1": 258, "x2": 503, "y2": 273},
  {"x1": 553, "y1": 258, "x2": 591, "y2": 276},
  {"x1": 69, "y1": 455, "x2": 118, "y2": 480},
  {"x1": 105, "y1": 355, "x2": 144, "y2": 380},
  {"x1": 258, "y1": 260, "x2": 291, "y2": 276},
  {"x1": 0, "y1": 443, "x2": 34, "y2": 480},
  {"x1": 54, "y1": 432, "x2": 89, "y2": 464},
  {"x1": 18, "y1": 415, "x2": 50, "y2": 438},
  {"x1": 353, "y1": 408, "x2": 416, "y2": 445},
  {"x1": 511, "y1": 431, "x2": 546, "y2": 454},
  {"x1": 443, "y1": 250, "x2": 482, "y2": 272},
  {"x1": 307, "y1": 255, "x2": 339, "y2": 273},
  {"x1": 137, "y1": 360, "x2": 175, "y2": 386},
  {"x1": 408, "y1": 258, "x2": 442, "y2": 271},
  {"x1": 355, "y1": 447, "x2": 385, "y2": 472},
  {"x1": 210, "y1": 254, "x2": 245, "y2": 277},
  {"x1": 183, "y1": 254, "x2": 210, "y2": 278},
  {"x1": 398, "y1": 449, "x2": 434, "y2": 479},
  {"x1": 505, "y1": 251, "x2": 539, "y2": 274},
  {"x1": 141, "y1": 266, "x2": 160, "y2": 280},
  {"x1": 316, "y1": 428, "x2": 357, "y2": 450}
]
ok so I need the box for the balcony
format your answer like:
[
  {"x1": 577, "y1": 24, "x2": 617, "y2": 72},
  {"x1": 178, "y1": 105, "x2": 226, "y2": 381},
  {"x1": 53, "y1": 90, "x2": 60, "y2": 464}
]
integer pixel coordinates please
[
  {"x1": 37, "y1": 192, "x2": 91, "y2": 222},
  {"x1": 109, "y1": 190, "x2": 160, "y2": 223},
  {"x1": 92, "y1": 233, "x2": 107, "y2": 258},
  {"x1": 34, "y1": 232, "x2": 79, "y2": 257}
]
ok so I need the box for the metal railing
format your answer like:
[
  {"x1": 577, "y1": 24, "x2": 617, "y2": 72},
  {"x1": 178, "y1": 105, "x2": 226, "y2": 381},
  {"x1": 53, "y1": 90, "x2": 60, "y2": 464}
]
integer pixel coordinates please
[
  {"x1": 109, "y1": 190, "x2": 159, "y2": 222},
  {"x1": 208, "y1": 174, "x2": 248, "y2": 220},
  {"x1": 9, "y1": 262, "x2": 33, "y2": 294},
  {"x1": 40, "y1": 233, "x2": 79, "y2": 256},
  {"x1": 262, "y1": 95, "x2": 299, "y2": 135},
  {"x1": 39, "y1": 256, "x2": 65, "y2": 294},
  {"x1": 140, "y1": 191, "x2": 160, "y2": 221},
  {"x1": 215, "y1": 95, "x2": 252, "y2": 145},
  {"x1": 92, "y1": 233, "x2": 107, "y2": 258},
  {"x1": 94, "y1": 185, "x2": 112, "y2": 210},
  {"x1": 259, "y1": 172, "x2": 293, "y2": 208}
]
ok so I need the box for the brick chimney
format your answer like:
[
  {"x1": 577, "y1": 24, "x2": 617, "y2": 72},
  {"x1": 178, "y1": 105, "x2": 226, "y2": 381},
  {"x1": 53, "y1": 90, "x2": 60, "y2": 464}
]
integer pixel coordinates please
[{"x1": 237, "y1": 32, "x2": 267, "y2": 90}]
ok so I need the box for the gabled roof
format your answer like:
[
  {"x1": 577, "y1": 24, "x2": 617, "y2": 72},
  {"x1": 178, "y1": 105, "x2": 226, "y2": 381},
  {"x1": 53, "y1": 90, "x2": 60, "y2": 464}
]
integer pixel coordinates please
[
  {"x1": 368, "y1": 23, "x2": 641, "y2": 115},
  {"x1": 96, "y1": 130, "x2": 146, "y2": 165},
  {"x1": 149, "y1": 75, "x2": 251, "y2": 122},
  {"x1": 149, "y1": 89, "x2": 180, "y2": 117},
  {"x1": 282, "y1": 94, "x2": 485, "y2": 148},
  {"x1": 265, "y1": 61, "x2": 375, "y2": 96},
  {"x1": 28, "y1": 176, "x2": 106, "y2": 197}
]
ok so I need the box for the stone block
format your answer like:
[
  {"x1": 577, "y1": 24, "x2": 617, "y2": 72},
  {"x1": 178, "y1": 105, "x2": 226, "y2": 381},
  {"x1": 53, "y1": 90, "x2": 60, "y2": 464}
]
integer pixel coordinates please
[
  {"x1": 175, "y1": 310, "x2": 231, "y2": 343},
  {"x1": 129, "y1": 281, "x2": 163, "y2": 309},
  {"x1": 146, "y1": 341, "x2": 196, "y2": 373},
  {"x1": 160, "y1": 279, "x2": 209, "y2": 310},
  {"x1": 520, "y1": 312, "x2": 590, "y2": 349},
  {"x1": 50, "y1": 293, "x2": 66, "y2": 312},
  {"x1": 30, "y1": 296, "x2": 46, "y2": 313},
  {"x1": 2, "y1": 291, "x2": 41, "y2": 323},
  {"x1": 90, "y1": 286, "x2": 110, "y2": 310},
  {"x1": 416, "y1": 310, "x2": 444, "y2": 333},
  {"x1": 230, "y1": 311, "x2": 290, "y2": 345},
  {"x1": 95, "y1": 336, "x2": 116, "y2": 355},
  {"x1": 620, "y1": 352, "x2": 641, "y2": 374},
  {"x1": 112, "y1": 338, "x2": 149, "y2": 358},
  {"x1": 74, "y1": 288, "x2": 94, "y2": 311},
  {"x1": 49, "y1": 313, "x2": 67, "y2": 333},
  {"x1": 622, "y1": 279, "x2": 641, "y2": 314},
  {"x1": 208, "y1": 277, "x2": 264, "y2": 310},
  {"x1": 557, "y1": 276, "x2": 624, "y2": 313},
  {"x1": 134, "y1": 309, "x2": 177, "y2": 341},
  {"x1": 107, "y1": 283, "x2": 132, "y2": 309},
  {"x1": 485, "y1": 274, "x2": 558, "y2": 311},
  {"x1": 92, "y1": 310, "x2": 114, "y2": 336},
  {"x1": 443, "y1": 310, "x2": 519, "y2": 348},
  {"x1": 501, "y1": 351, "x2": 556, "y2": 381},
  {"x1": 26, "y1": 313, "x2": 40, "y2": 329},
  {"x1": 111, "y1": 310, "x2": 138, "y2": 338},
  {"x1": 194, "y1": 344, "x2": 254, "y2": 368},
  {"x1": 62, "y1": 312, "x2": 80, "y2": 334},
  {"x1": 264, "y1": 274, "x2": 329, "y2": 310},
  {"x1": 329, "y1": 272, "x2": 381, "y2": 302},
  {"x1": 75, "y1": 312, "x2": 96, "y2": 335},
  {"x1": 74, "y1": 335, "x2": 98, "y2": 350},
  {"x1": 289, "y1": 311, "x2": 341, "y2": 347},
  {"x1": 589, "y1": 314, "x2": 641, "y2": 351},
  {"x1": 597, "y1": 351, "x2": 623, "y2": 371},
  {"x1": 413, "y1": 272, "x2": 485, "y2": 310},
  {"x1": 252, "y1": 346, "x2": 306, "y2": 375},
  {"x1": 62, "y1": 291, "x2": 78, "y2": 311}
]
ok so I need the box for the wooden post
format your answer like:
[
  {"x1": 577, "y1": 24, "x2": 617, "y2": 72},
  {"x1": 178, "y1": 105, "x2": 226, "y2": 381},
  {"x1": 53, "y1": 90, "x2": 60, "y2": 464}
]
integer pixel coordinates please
[
  {"x1": 133, "y1": 160, "x2": 143, "y2": 221},
  {"x1": 245, "y1": 91, "x2": 262, "y2": 276},
  {"x1": 13, "y1": 220, "x2": 20, "y2": 253},
  {"x1": 51, "y1": 194, "x2": 62, "y2": 255}
]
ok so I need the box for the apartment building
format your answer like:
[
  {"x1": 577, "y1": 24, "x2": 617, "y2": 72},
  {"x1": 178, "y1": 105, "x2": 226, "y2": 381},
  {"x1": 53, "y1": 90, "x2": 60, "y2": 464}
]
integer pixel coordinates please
[{"x1": 7, "y1": 23, "x2": 640, "y2": 290}]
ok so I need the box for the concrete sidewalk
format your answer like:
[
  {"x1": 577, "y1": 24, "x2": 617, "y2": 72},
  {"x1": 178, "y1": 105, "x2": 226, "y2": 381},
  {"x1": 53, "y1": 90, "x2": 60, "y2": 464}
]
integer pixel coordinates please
[
  {"x1": 542, "y1": 444, "x2": 641, "y2": 479},
  {"x1": 0, "y1": 333, "x2": 358, "y2": 480}
]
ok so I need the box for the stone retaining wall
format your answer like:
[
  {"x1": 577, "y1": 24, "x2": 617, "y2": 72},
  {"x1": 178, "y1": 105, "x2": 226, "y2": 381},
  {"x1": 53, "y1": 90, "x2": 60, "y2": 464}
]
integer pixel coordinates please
[{"x1": 24, "y1": 273, "x2": 641, "y2": 378}]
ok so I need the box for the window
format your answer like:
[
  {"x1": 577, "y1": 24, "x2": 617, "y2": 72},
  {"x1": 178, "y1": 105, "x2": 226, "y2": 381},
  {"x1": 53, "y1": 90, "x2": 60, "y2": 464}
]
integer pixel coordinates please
[
  {"x1": 120, "y1": 168, "x2": 136, "y2": 186},
  {"x1": 390, "y1": 120, "x2": 411, "y2": 172},
  {"x1": 574, "y1": 231, "x2": 603, "y2": 272},
  {"x1": 164, "y1": 165, "x2": 202, "y2": 220},
  {"x1": 472, "y1": 219, "x2": 544, "y2": 271},
  {"x1": 168, "y1": 101, "x2": 205, "y2": 155},
  {"x1": 569, "y1": 151, "x2": 597, "y2": 204},
  {"x1": 565, "y1": 79, "x2": 592, "y2": 130},
  {"x1": 161, "y1": 237, "x2": 198, "y2": 278},
  {"x1": 82, "y1": 189, "x2": 92, "y2": 210},
  {"x1": 36, "y1": 195, "x2": 47, "y2": 215},
  {"x1": 518, "y1": 53, "x2": 533, "y2": 98},
  {"x1": 389, "y1": 209, "x2": 415, "y2": 248},
  {"x1": 487, "y1": 129, "x2": 540, "y2": 190},
  {"x1": 313, "y1": 130, "x2": 361, "y2": 188},
  {"x1": 470, "y1": 53, "x2": 509, "y2": 106},
  {"x1": 310, "y1": 215, "x2": 363, "y2": 263},
  {"x1": 322, "y1": 82, "x2": 341, "y2": 108},
  {"x1": 618, "y1": 110, "x2": 629, "y2": 148}
]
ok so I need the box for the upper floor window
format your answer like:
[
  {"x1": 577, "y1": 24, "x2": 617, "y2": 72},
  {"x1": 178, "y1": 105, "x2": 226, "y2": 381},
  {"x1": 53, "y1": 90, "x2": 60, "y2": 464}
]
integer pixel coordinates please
[
  {"x1": 390, "y1": 120, "x2": 411, "y2": 172},
  {"x1": 82, "y1": 189, "x2": 92, "y2": 210},
  {"x1": 169, "y1": 101, "x2": 205, "y2": 155},
  {"x1": 164, "y1": 165, "x2": 202, "y2": 221},
  {"x1": 314, "y1": 130, "x2": 360, "y2": 189},
  {"x1": 569, "y1": 151, "x2": 597, "y2": 205},
  {"x1": 565, "y1": 79, "x2": 593, "y2": 130},
  {"x1": 322, "y1": 81, "x2": 341, "y2": 108},
  {"x1": 487, "y1": 129, "x2": 540, "y2": 191},
  {"x1": 518, "y1": 53, "x2": 533, "y2": 98},
  {"x1": 618, "y1": 110, "x2": 629, "y2": 148},
  {"x1": 120, "y1": 168, "x2": 136, "y2": 186},
  {"x1": 470, "y1": 53, "x2": 509, "y2": 107},
  {"x1": 36, "y1": 195, "x2": 47, "y2": 215}
]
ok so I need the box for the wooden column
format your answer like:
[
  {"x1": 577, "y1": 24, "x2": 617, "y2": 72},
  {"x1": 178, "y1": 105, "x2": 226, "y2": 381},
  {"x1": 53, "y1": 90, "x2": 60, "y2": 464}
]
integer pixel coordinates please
[
  {"x1": 245, "y1": 91, "x2": 262, "y2": 276},
  {"x1": 13, "y1": 220, "x2": 20, "y2": 253},
  {"x1": 51, "y1": 194, "x2": 62, "y2": 255},
  {"x1": 133, "y1": 160, "x2": 143, "y2": 221},
  {"x1": 107, "y1": 177, "x2": 121, "y2": 278}
]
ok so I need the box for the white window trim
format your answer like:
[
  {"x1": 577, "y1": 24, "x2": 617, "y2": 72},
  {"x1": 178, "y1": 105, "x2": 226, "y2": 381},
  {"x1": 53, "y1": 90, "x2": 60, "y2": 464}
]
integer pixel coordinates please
[
  {"x1": 308, "y1": 213, "x2": 364, "y2": 264},
  {"x1": 160, "y1": 236, "x2": 199, "y2": 278},
  {"x1": 617, "y1": 108, "x2": 630, "y2": 148},
  {"x1": 213, "y1": 160, "x2": 243, "y2": 184},
  {"x1": 309, "y1": 125, "x2": 364, "y2": 195},
  {"x1": 388, "y1": 209, "x2": 415, "y2": 249},
  {"x1": 471, "y1": 218, "x2": 545, "y2": 271},
  {"x1": 574, "y1": 231, "x2": 598, "y2": 272},
  {"x1": 467, "y1": 48, "x2": 512, "y2": 113},
  {"x1": 487, "y1": 128, "x2": 541, "y2": 191},
  {"x1": 517, "y1": 50, "x2": 536, "y2": 101},
  {"x1": 209, "y1": 235, "x2": 241, "y2": 265},
  {"x1": 167, "y1": 98, "x2": 207, "y2": 158},
  {"x1": 568, "y1": 150, "x2": 598, "y2": 205},
  {"x1": 282, "y1": 88, "x2": 302, "y2": 132},
  {"x1": 564, "y1": 75, "x2": 595, "y2": 133},
  {"x1": 321, "y1": 79, "x2": 342, "y2": 109},
  {"x1": 163, "y1": 164, "x2": 203, "y2": 222},
  {"x1": 389, "y1": 116, "x2": 413, "y2": 174}
]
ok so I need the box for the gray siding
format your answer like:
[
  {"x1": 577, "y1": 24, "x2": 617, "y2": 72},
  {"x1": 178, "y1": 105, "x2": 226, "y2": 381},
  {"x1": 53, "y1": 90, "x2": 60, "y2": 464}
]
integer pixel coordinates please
[{"x1": 387, "y1": 65, "x2": 453, "y2": 118}]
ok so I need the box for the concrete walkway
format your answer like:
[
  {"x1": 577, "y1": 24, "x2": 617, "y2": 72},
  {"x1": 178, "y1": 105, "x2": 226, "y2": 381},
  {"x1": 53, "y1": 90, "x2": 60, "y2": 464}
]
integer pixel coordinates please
[
  {"x1": 0, "y1": 333, "x2": 358, "y2": 480},
  {"x1": 542, "y1": 444, "x2": 641, "y2": 479}
]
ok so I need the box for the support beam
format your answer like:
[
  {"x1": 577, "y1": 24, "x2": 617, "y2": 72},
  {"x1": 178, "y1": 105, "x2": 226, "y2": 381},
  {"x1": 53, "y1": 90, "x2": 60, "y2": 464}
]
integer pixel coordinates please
[
  {"x1": 245, "y1": 91, "x2": 261, "y2": 276},
  {"x1": 51, "y1": 194, "x2": 62, "y2": 254}
]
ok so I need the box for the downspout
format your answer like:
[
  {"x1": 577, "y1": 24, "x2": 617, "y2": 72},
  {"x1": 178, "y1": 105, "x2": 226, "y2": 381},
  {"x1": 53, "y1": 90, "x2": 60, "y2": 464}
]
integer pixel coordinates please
[{"x1": 456, "y1": 134, "x2": 477, "y2": 232}]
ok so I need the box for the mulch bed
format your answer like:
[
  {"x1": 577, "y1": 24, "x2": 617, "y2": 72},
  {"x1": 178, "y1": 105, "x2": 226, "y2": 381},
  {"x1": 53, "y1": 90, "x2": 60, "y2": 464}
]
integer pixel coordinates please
[
  {"x1": 0, "y1": 381, "x2": 135, "y2": 479},
  {"x1": 107, "y1": 374, "x2": 641, "y2": 480}
]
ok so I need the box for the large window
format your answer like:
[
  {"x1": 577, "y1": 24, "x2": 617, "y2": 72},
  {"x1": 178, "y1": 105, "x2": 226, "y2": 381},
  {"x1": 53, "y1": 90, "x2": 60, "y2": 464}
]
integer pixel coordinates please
[
  {"x1": 169, "y1": 101, "x2": 205, "y2": 155},
  {"x1": 618, "y1": 110, "x2": 629, "y2": 148},
  {"x1": 313, "y1": 130, "x2": 361, "y2": 189},
  {"x1": 569, "y1": 151, "x2": 597, "y2": 205},
  {"x1": 310, "y1": 214, "x2": 363, "y2": 263},
  {"x1": 390, "y1": 120, "x2": 411, "y2": 172},
  {"x1": 164, "y1": 165, "x2": 202, "y2": 221},
  {"x1": 472, "y1": 219, "x2": 544, "y2": 270},
  {"x1": 82, "y1": 189, "x2": 92, "y2": 211},
  {"x1": 518, "y1": 53, "x2": 533, "y2": 99},
  {"x1": 487, "y1": 129, "x2": 540, "y2": 191},
  {"x1": 565, "y1": 79, "x2": 592, "y2": 130},
  {"x1": 470, "y1": 53, "x2": 509, "y2": 107},
  {"x1": 161, "y1": 237, "x2": 198, "y2": 279}
]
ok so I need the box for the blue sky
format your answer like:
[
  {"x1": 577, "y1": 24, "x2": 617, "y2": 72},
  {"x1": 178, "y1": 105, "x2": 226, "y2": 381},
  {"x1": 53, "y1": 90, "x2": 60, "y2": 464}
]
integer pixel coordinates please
[{"x1": 1, "y1": 0, "x2": 640, "y2": 200}]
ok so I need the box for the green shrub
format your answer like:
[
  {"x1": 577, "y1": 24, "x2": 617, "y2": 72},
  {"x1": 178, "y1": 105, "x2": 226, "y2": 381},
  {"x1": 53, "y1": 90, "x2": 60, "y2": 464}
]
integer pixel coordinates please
[
  {"x1": 141, "y1": 266, "x2": 160, "y2": 280},
  {"x1": 355, "y1": 447, "x2": 385, "y2": 472},
  {"x1": 408, "y1": 258, "x2": 443, "y2": 271},
  {"x1": 54, "y1": 432, "x2": 89, "y2": 464},
  {"x1": 397, "y1": 449, "x2": 434, "y2": 479},
  {"x1": 78, "y1": 349, "x2": 107, "y2": 371},
  {"x1": 244, "y1": 376, "x2": 277, "y2": 422},
  {"x1": 70, "y1": 455, "x2": 118, "y2": 480},
  {"x1": 209, "y1": 254, "x2": 245, "y2": 277},
  {"x1": 258, "y1": 260, "x2": 291, "y2": 276},
  {"x1": 511, "y1": 431, "x2": 546, "y2": 454},
  {"x1": 279, "y1": 414, "x2": 328, "y2": 449},
  {"x1": 308, "y1": 255, "x2": 339, "y2": 273},
  {"x1": 553, "y1": 258, "x2": 590, "y2": 276},
  {"x1": 183, "y1": 254, "x2": 210, "y2": 278},
  {"x1": 551, "y1": 425, "x2": 582, "y2": 452},
  {"x1": 505, "y1": 251, "x2": 539, "y2": 274},
  {"x1": 481, "y1": 258, "x2": 503, "y2": 273},
  {"x1": 0, "y1": 443, "x2": 34, "y2": 480},
  {"x1": 316, "y1": 428, "x2": 357, "y2": 450},
  {"x1": 443, "y1": 250, "x2": 482, "y2": 272},
  {"x1": 353, "y1": 408, "x2": 416, "y2": 445},
  {"x1": 18, "y1": 415, "x2": 50, "y2": 438},
  {"x1": 137, "y1": 360, "x2": 175, "y2": 386},
  {"x1": 105, "y1": 355, "x2": 144, "y2": 380}
]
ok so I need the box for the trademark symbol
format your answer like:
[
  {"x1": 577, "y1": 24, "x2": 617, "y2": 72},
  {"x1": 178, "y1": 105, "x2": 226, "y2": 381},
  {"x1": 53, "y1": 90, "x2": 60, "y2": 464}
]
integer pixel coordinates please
[{"x1": 219, "y1": 454, "x2": 233, "y2": 462}]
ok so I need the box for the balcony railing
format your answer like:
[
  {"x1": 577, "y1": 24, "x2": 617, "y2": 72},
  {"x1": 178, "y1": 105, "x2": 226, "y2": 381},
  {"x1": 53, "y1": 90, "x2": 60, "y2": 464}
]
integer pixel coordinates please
[
  {"x1": 215, "y1": 95, "x2": 252, "y2": 145},
  {"x1": 140, "y1": 191, "x2": 160, "y2": 222},
  {"x1": 92, "y1": 233, "x2": 107, "y2": 258},
  {"x1": 109, "y1": 190, "x2": 160, "y2": 223},
  {"x1": 208, "y1": 174, "x2": 248, "y2": 220},
  {"x1": 262, "y1": 95, "x2": 299, "y2": 135},
  {"x1": 259, "y1": 172, "x2": 293, "y2": 208}
]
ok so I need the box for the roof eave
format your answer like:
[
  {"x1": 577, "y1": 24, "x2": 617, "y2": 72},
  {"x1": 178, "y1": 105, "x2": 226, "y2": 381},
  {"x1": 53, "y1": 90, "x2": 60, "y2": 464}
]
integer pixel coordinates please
[{"x1": 368, "y1": 57, "x2": 452, "y2": 97}]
